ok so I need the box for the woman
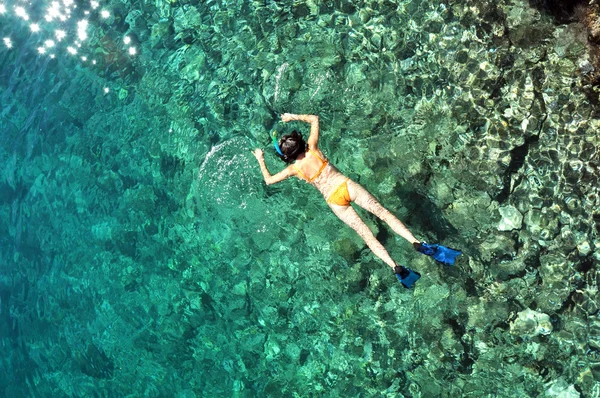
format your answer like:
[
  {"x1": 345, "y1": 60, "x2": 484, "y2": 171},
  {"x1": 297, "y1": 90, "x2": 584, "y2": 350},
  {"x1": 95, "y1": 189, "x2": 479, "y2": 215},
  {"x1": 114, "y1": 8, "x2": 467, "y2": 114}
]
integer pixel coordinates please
[{"x1": 252, "y1": 113, "x2": 461, "y2": 288}]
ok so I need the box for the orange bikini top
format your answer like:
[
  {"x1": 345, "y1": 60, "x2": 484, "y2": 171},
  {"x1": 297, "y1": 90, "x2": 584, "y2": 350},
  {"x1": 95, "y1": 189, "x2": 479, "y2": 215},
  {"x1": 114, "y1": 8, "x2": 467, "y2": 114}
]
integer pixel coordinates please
[{"x1": 294, "y1": 150, "x2": 329, "y2": 183}]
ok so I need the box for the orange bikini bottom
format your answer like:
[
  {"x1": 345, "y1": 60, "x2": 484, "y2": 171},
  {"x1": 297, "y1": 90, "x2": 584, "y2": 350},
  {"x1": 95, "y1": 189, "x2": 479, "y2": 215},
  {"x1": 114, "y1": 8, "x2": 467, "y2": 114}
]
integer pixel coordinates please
[{"x1": 327, "y1": 180, "x2": 351, "y2": 207}]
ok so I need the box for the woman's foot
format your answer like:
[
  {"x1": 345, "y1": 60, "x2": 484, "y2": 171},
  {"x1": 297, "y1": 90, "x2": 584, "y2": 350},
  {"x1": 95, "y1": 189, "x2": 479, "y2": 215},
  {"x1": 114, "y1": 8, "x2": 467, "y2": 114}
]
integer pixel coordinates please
[
  {"x1": 414, "y1": 242, "x2": 462, "y2": 266},
  {"x1": 393, "y1": 265, "x2": 421, "y2": 288}
]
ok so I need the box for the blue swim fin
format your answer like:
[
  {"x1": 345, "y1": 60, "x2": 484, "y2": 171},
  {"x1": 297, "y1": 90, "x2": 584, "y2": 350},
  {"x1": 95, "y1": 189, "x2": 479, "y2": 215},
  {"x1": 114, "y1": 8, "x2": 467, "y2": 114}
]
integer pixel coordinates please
[
  {"x1": 394, "y1": 265, "x2": 421, "y2": 288},
  {"x1": 414, "y1": 242, "x2": 462, "y2": 266}
]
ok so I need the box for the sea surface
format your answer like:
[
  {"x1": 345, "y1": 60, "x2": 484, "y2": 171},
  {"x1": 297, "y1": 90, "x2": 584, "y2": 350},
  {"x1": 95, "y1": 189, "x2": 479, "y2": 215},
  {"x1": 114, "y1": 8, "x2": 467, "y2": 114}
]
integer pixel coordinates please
[{"x1": 1, "y1": 0, "x2": 599, "y2": 396}]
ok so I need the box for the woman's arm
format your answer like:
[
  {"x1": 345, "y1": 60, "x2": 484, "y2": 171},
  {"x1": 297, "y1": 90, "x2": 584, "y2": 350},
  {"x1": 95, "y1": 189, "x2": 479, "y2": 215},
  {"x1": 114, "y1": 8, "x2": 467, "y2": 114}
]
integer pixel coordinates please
[
  {"x1": 281, "y1": 113, "x2": 319, "y2": 150},
  {"x1": 252, "y1": 149, "x2": 295, "y2": 185}
]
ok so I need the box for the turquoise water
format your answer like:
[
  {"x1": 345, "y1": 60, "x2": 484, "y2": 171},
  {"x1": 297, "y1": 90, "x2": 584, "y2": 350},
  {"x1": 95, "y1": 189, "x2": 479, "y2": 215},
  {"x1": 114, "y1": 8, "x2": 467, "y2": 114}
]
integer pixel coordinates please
[{"x1": 1, "y1": 0, "x2": 599, "y2": 396}]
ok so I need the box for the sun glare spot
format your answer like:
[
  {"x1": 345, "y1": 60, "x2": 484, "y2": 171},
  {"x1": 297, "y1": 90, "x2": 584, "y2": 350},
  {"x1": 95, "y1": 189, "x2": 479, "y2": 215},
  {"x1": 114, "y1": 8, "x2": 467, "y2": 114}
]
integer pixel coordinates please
[
  {"x1": 103, "y1": 87, "x2": 109, "y2": 93},
  {"x1": 77, "y1": 19, "x2": 88, "y2": 41},
  {"x1": 55, "y1": 29, "x2": 66, "y2": 41},
  {"x1": 4, "y1": 1, "x2": 135, "y2": 67},
  {"x1": 46, "y1": 2, "x2": 60, "y2": 21},
  {"x1": 15, "y1": 6, "x2": 29, "y2": 20}
]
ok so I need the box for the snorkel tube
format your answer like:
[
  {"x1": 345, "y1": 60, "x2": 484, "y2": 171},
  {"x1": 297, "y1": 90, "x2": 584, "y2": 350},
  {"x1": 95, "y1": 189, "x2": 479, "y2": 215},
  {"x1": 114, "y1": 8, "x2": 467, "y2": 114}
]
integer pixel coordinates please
[{"x1": 272, "y1": 131, "x2": 284, "y2": 157}]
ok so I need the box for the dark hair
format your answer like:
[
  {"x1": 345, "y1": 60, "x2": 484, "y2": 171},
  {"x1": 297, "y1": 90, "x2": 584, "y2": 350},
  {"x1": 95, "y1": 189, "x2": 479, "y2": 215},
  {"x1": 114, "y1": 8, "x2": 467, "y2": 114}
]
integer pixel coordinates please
[{"x1": 277, "y1": 130, "x2": 306, "y2": 163}]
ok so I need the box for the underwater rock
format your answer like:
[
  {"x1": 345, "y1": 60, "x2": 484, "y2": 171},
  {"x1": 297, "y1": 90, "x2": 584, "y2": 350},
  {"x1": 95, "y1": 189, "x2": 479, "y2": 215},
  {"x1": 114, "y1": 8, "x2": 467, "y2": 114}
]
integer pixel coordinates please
[
  {"x1": 588, "y1": 318, "x2": 600, "y2": 351},
  {"x1": 479, "y1": 234, "x2": 517, "y2": 265},
  {"x1": 494, "y1": 258, "x2": 527, "y2": 280},
  {"x1": 232, "y1": 281, "x2": 247, "y2": 296},
  {"x1": 503, "y1": 0, "x2": 553, "y2": 47},
  {"x1": 509, "y1": 308, "x2": 553, "y2": 337},
  {"x1": 264, "y1": 335, "x2": 281, "y2": 361},
  {"x1": 553, "y1": 24, "x2": 587, "y2": 59},
  {"x1": 576, "y1": 367, "x2": 596, "y2": 395},
  {"x1": 150, "y1": 19, "x2": 173, "y2": 48},
  {"x1": 536, "y1": 290, "x2": 567, "y2": 314},
  {"x1": 540, "y1": 252, "x2": 571, "y2": 286},
  {"x1": 445, "y1": 190, "x2": 497, "y2": 243},
  {"x1": 535, "y1": 251, "x2": 575, "y2": 312},
  {"x1": 428, "y1": 176, "x2": 455, "y2": 207},
  {"x1": 545, "y1": 378, "x2": 580, "y2": 398},
  {"x1": 529, "y1": 205, "x2": 562, "y2": 245},
  {"x1": 285, "y1": 342, "x2": 301, "y2": 362},
  {"x1": 180, "y1": 48, "x2": 206, "y2": 83},
  {"x1": 125, "y1": 10, "x2": 147, "y2": 34},
  {"x1": 173, "y1": 7, "x2": 202, "y2": 33},
  {"x1": 497, "y1": 205, "x2": 523, "y2": 231},
  {"x1": 559, "y1": 317, "x2": 590, "y2": 356},
  {"x1": 467, "y1": 299, "x2": 510, "y2": 332}
]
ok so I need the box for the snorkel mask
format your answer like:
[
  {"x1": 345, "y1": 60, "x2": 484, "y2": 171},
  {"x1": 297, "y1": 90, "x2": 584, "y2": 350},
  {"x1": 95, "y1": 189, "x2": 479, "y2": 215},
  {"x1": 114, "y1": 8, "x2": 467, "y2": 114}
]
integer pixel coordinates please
[{"x1": 272, "y1": 131, "x2": 284, "y2": 157}]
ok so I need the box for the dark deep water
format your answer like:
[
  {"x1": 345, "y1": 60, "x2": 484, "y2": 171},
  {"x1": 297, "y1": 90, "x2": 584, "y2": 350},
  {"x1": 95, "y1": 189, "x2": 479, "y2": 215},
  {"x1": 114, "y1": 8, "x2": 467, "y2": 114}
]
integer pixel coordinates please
[{"x1": 1, "y1": 0, "x2": 599, "y2": 396}]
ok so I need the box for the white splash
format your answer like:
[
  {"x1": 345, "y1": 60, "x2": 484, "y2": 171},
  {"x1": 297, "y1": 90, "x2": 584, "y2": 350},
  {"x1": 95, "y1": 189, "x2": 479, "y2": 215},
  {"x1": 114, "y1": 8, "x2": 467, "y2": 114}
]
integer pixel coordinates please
[{"x1": 273, "y1": 62, "x2": 289, "y2": 105}]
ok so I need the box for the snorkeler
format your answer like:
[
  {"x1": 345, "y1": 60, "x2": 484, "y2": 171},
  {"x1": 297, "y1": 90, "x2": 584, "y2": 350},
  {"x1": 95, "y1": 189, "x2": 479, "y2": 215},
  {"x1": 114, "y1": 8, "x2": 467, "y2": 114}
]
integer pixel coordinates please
[{"x1": 252, "y1": 113, "x2": 461, "y2": 288}]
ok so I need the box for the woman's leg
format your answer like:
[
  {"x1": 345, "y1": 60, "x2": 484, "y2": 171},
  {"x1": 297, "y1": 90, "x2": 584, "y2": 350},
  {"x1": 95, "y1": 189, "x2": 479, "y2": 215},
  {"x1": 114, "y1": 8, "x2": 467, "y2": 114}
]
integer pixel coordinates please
[
  {"x1": 346, "y1": 180, "x2": 419, "y2": 245},
  {"x1": 329, "y1": 203, "x2": 396, "y2": 269}
]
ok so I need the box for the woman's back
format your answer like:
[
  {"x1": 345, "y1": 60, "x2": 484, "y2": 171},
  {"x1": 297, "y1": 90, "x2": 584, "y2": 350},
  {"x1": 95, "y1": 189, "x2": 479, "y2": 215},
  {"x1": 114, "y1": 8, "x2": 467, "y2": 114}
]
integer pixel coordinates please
[
  {"x1": 293, "y1": 149, "x2": 328, "y2": 183},
  {"x1": 304, "y1": 161, "x2": 348, "y2": 201}
]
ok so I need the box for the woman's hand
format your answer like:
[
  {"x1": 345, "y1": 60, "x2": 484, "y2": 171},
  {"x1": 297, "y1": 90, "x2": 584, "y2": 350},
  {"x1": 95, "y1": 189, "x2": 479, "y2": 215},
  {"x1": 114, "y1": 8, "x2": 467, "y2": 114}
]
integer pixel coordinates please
[
  {"x1": 281, "y1": 113, "x2": 295, "y2": 123},
  {"x1": 252, "y1": 148, "x2": 264, "y2": 160}
]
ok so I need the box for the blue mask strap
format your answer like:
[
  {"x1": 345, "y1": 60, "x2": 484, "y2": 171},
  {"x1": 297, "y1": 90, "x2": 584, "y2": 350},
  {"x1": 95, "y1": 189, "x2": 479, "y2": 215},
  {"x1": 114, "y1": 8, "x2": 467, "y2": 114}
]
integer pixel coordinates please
[{"x1": 272, "y1": 131, "x2": 284, "y2": 156}]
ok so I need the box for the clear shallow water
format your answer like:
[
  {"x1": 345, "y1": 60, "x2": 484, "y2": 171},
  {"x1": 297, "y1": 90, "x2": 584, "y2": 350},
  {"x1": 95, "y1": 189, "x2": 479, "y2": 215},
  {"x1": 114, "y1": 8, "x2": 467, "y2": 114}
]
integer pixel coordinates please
[{"x1": 1, "y1": 0, "x2": 599, "y2": 396}]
